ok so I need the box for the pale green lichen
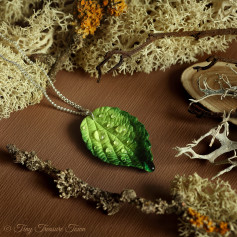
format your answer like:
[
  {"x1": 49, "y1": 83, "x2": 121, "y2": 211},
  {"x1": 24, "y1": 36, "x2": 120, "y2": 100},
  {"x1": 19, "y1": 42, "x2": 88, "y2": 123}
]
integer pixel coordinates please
[
  {"x1": 0, "y1": 0, "x2": 75, "y2": 68},
  {"x1": 0, "y1": 44, "x2": 48, "y2": 119},
  {"x1": 0, "y1": 0, "x2": 80, "y2": 119},
  {"x1": 172, "y1": 173, "x2": 237, "y2": 236},
  {"x1": 77, "y1": 0, "x2": 237, "y2": 77}
]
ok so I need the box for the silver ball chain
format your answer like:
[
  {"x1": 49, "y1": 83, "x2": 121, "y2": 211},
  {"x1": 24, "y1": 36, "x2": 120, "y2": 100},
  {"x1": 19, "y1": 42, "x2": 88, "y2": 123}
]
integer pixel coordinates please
[{"x1": 0, "y1": 33, "x2": 93, "y2": 117}]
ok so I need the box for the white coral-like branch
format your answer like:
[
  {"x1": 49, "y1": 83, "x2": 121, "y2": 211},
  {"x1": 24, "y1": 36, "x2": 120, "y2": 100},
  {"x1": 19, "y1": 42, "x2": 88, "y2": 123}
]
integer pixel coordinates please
[
  {"x1": 175, "y1": 112, "x2": 237, "y2": 179},
  {"x1": 190, "y1": 77, "x2": 235, "y2": 103},
  {"x1": 190, "y1": 65, "x2": 237, "y2": 104}
]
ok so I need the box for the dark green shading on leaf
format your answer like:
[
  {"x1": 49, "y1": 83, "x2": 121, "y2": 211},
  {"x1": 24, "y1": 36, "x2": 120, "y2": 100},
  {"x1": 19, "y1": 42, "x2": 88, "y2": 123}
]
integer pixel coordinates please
[{"x1": 80, "y1": 107, "x2": 154, "y2": 172}]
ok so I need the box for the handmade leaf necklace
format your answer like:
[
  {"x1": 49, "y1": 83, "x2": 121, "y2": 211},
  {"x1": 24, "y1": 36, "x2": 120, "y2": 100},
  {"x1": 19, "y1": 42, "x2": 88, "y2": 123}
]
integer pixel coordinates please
[{"x1": 0, "y1": 33, "x2": 155, "y2": 172}]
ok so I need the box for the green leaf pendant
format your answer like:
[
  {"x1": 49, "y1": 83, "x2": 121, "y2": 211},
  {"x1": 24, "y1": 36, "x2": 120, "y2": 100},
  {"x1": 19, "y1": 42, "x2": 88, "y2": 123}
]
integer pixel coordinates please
[{"x1": 80, "y1": 107, "x2": 155, "y2": 172}]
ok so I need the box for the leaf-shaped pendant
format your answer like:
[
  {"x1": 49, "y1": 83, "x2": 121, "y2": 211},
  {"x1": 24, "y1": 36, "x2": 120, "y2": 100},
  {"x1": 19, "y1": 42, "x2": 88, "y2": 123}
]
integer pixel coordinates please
[{"x1": 80, "y1": 107, "x2": 155, "y2": 172}]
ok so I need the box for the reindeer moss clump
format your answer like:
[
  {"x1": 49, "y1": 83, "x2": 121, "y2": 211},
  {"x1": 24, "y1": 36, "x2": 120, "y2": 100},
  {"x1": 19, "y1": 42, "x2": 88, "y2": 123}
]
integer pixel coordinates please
[
  {"x1": 0, "y1": 44, "x2": 49, "y2": 119},
  {"x1": 0, "y1": 0, "x2": 76, "y2": 69},
  {"x1": 0, "y1": 0, "x2": 80, "y2": 119},
  {"x1": 77, "y1": 0, "x2": 237, "y2": 77},
  {"x1": 172, "y1": 173, "x2": 237, "y2": 236}
]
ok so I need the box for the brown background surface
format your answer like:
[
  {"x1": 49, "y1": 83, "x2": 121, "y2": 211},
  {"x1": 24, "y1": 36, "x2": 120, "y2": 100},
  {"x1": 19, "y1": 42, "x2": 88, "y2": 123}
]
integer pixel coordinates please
[{"x1": 1, "y1": 41, "x2": 237, "y2": 237}]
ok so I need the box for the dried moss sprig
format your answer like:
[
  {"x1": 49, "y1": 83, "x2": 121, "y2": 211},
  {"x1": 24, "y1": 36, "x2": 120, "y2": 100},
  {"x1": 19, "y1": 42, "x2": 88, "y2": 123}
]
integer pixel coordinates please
[
  {"x1": 96, "y1": 28, "x2": 237, "y2": 82},
  {"x1": 6, "y1": 144, "x2": 172, "y2": 216},
  {"x1": 6, "y1": 144, "x2": 237, "y2": 236}
]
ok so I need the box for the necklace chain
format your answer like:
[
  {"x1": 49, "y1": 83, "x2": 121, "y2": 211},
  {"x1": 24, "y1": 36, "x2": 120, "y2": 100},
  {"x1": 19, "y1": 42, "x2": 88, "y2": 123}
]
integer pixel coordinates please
[{"x1": 0, "y1": 33, "x2": 92, "y2": 117}]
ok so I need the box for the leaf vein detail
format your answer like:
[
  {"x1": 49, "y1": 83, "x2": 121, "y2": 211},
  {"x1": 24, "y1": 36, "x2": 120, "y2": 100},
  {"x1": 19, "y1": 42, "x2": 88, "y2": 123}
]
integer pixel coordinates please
[{"x1": 94, "y1": 119, "x2": 133, "y2": 153}]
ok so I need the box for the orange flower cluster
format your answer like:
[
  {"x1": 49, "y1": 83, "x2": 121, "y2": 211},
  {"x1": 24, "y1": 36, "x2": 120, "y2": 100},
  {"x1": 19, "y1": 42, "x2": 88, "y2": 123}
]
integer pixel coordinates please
[
  {"x1": 73, "y1": 0, "x2": 127, "y2": 38},
  {"x1": 187, "y1": 207, "x2": 230, "y2": 235}
]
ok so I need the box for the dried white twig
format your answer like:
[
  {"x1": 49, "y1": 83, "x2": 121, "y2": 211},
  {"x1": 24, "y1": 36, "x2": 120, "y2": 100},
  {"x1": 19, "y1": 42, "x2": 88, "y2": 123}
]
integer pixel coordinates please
[{"x1": 175, "y1": 112, "x2": 237, "y2": 179}]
